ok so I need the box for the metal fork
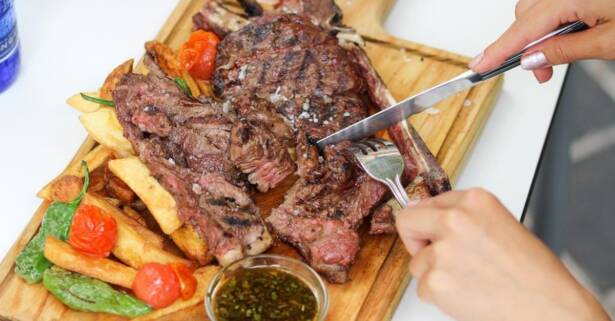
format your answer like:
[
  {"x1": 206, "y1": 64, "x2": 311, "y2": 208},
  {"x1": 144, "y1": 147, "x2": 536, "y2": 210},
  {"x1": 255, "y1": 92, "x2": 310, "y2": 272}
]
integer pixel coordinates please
[{"x1": 348, "y1": 138, "x2": 411, "y2": 208}]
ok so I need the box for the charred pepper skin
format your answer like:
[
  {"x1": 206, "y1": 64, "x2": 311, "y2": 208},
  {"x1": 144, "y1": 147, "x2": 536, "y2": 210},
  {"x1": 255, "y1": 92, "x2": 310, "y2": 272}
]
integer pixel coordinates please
[
  {"x1": 43, "y1": 267, "x2": 151, "y2": 318},
  {"x1": 15, "y1": 162, "x2": 90, "y2": 283}
]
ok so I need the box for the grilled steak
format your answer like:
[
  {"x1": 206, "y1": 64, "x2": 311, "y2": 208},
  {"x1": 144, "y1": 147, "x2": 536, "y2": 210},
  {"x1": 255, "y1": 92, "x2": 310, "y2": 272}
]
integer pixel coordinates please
[
  {"x1": 194, "y1": 0, "x2": 452, "y2": 282},
  {"x1": 230, "y1": 111, "x2": 295, "y2": 192},
  {"x1": 269, "y1": 140, "x2": 387, "y2": 282},
  {"x1": 202, "y1": 10, "x2": 386, "y2": 281},
  {"x1": 113, "y1": 72, "x2": 272, "y2": 266},
  {"x1": 213, "y1": 14, "x2": 368, "y2": 141}
]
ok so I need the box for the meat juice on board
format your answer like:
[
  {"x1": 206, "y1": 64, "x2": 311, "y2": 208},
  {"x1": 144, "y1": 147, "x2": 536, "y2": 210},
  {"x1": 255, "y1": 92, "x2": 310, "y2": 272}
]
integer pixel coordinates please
[{"x1": 0, "y1": 0, "x2": 19, "y2": 94}]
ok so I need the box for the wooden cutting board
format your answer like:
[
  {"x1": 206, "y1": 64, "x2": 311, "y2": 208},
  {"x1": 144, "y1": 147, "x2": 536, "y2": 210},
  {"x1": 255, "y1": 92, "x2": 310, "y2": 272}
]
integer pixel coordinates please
[{"x1": 0, "y1": 0, "x2": 502, "y2": 320}]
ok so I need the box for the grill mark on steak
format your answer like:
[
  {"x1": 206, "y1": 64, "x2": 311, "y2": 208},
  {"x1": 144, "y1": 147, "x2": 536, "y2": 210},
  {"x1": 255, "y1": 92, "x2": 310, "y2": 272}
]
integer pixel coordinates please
[
  {"x1": 113, "y1": 72, "x2": 272, "y2": 266},
  {"x1": 215, "y1": 14, "x2": 367, "y2": 142},
  {"x1": 229, "y1": 115, "x2": 296, "y2": 192}
]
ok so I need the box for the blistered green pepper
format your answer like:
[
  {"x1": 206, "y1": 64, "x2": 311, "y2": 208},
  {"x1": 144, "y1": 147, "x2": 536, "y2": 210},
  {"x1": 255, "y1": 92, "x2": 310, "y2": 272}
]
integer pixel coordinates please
[
  {"x1": 43, "y1": 267, "x2": 151, "y2": 318},
  {"x1": 15, "y1": 162, "x2": 90, "y2": 283}
]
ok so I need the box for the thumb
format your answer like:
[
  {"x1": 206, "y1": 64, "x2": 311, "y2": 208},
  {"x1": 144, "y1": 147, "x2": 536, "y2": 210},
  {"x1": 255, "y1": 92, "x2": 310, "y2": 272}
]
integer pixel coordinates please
[{"x1": 521, "y1": 28, "x2": 602, "y2": 70}]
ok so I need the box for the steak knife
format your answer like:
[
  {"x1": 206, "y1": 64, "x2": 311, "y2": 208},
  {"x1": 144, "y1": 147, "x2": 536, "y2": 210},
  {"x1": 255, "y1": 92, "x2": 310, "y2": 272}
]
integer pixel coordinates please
[{"x1": 317, "y1": 21, "x2": 588, "y2": 149}]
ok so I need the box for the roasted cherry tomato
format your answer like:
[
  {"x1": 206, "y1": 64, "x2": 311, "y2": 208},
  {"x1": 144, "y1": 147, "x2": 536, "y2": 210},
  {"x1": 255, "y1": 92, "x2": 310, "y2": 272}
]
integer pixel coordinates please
[
  {"x1": 178, "y1": 30, "x2": 220, "y2": 80},
  {"x1": 132, "y1": 263, "x2": 181, "y2": 309},
  {"x1": 169, "y1": 263, "x2": 197, "y2": 300},
  {"x1": 68, "y1": 204, "x2": 117, "y2": 258}
]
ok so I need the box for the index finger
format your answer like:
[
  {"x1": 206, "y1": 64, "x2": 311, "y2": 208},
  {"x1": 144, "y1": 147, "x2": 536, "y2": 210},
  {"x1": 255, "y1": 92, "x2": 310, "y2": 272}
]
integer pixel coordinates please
[{"x1": 471, "y1": 0, "x2": 573, "y2": 72}]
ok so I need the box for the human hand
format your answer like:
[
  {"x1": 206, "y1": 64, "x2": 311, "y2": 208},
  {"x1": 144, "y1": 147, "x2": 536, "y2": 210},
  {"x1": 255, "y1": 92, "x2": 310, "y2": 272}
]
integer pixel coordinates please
[
  {"x1": 469, "y1": 0, "x2": 615, "y2": 83},
  {"x1": 396, "y1": 188, "x2": 610, "y2": 321}
]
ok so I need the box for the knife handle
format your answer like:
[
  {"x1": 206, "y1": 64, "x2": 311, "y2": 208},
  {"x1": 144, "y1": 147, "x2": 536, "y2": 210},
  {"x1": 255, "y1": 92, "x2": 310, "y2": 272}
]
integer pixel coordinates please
[{"x1": 478, "y1": 21, "x2": 589, "y2": 81}]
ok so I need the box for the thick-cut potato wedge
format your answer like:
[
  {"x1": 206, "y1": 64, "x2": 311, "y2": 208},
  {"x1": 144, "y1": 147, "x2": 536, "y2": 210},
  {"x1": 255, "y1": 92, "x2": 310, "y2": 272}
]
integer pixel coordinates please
[
  {"x1": 170, "y1": 225, "x2": 213, "y2": 266},
  {"x1": 195, "y1": 79, "x2": 215, "y2": 97},
  {"x1": 133, "y1": 266, "x2": 219, "y2": 321},
  {"x1": 66, "y1": 91, "x2": 101, "y2": 113},
  {"x1": 122, "y1": 205, "x2": 147, "y2": 227},
  {"x1": 144, "y1": 40, "x2": 201, "y2": 96},
  {"x1": 80, "y1": 108, "x2": 134, "y2": 157},
  {"x1": 120, "y1": 207, "x2": 165, "y2": 249},
  {"x1": 83, "y1": 194, "x2": 189, "y2": 268},
  {"x1": 107, "y1": 157, "x2": 182, "y2": 235},
  {"x1": 44, "y1": 236, "x2": 136, "y2": 289},
  {"x1": 38, "y1": 145, "x2": 113, "y2": 200},
  {"x1": 180, "y1": 71, "x2": 202, "y2": 97},
  {"x1": 144, "y1": 40, "x2": 183, "y2": 78},
  {"x1": 100, "y1": 59, "x2": 133, "y2": 100}
]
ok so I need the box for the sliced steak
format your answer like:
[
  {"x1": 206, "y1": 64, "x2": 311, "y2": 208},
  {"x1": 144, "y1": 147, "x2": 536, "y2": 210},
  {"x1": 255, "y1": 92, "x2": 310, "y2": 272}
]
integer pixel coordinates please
[
  {"x1": 113, "y1": 72, "x2": 272, "y2": 265},
  {"x1": 230, "y1": 114, "x2": 295, "y2": 192},
  {"x1": 267, "y1": 142, "x2": 387, "y2": 282}
]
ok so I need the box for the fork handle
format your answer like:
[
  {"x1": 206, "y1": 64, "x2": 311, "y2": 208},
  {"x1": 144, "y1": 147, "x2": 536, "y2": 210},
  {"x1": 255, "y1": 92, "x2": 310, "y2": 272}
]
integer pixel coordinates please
[{"x1": 386, "y1": 175, "x2": 412, "y2": 208}]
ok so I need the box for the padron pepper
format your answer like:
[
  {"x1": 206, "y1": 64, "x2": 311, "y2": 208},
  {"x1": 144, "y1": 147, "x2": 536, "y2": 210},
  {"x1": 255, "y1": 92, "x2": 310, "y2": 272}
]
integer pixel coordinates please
[
  {"x1": 15, "y1": 161, "x2": 90, "y2": 283},
  {"x1": 43, "y1": 266, "x2": 151, "y2": 318}
]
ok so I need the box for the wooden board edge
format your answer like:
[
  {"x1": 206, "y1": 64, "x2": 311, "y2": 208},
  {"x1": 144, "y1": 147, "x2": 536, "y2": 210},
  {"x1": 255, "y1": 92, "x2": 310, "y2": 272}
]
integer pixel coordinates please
[
  {"x1": 0, "y1": 135, "x2": 97, "y2": 287},
  {"x1": 153, "y1": 0, "x2": 196, "y2": 43},
  {"x1": 440, "y1": 76, "x2": 504, "y2": 183},
  {"x1": 0, "y1": 201, "x2": 51, "y2": 289},
  {"x1": 338, "y1": 0, "x2": 471, "y2": 67},
  {"x1": 355, "y1": 239, "x2": 412, "y2": 321},
  {"x1": 135, "y1": 0, "x2": 201, "y2": 72}
]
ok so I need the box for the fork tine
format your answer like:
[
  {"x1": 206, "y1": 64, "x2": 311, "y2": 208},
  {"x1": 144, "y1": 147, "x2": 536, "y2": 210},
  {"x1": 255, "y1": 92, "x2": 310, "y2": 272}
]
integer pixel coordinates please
[
  {"x1": 354, "y1": 142, "x2": 376, "y2": 153},
  {"x1": 366, "y1": 138, "x2": 396, "y2": 151},
  {"x1": 359, "y1": 140, "x2": 379, "y2": 152},
  {"x1": 347, "y1": 146, "x2": 366, "y2": 156}
]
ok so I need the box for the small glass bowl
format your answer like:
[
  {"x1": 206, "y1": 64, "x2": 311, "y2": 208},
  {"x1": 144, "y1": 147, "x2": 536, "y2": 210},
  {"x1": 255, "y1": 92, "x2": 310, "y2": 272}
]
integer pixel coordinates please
[{"x1": 205, "y1": 254, "x2": 329, "y2": 321}]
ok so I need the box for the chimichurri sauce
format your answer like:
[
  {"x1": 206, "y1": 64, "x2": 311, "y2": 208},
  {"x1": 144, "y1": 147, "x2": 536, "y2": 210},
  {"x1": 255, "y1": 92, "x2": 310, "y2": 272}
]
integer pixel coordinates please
[{"x1": 214, "y1": 267, "x2": 318, "y2": 321}]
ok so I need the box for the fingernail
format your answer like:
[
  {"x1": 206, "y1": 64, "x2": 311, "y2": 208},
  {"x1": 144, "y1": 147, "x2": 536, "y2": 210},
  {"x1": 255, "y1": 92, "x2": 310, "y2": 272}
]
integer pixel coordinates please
[
  {"x1": 521, "y1": 51, "x2": 549, "y2": 70},
  {"x1": 468, "y1": 51, "x2": 484, "y2": 70}
]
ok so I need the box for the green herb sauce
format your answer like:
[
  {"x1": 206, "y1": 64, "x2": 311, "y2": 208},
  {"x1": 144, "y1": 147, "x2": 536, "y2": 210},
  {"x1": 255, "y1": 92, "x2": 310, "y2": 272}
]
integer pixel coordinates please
[{"x1": 214, "y1": 268, "x2": 318, "y2": 321}]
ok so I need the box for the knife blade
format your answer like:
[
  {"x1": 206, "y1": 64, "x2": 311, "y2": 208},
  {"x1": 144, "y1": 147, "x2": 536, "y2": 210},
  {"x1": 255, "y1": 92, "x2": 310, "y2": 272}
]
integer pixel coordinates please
[{"x1": 316, "y1": 21, "x2": 588, "y2": 149}]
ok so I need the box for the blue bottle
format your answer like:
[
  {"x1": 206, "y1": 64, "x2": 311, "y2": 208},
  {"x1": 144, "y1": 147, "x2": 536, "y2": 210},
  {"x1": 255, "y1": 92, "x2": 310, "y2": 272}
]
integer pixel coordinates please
[{"x1": 0, "y1": 0, "x2": 19, "y2": 94}]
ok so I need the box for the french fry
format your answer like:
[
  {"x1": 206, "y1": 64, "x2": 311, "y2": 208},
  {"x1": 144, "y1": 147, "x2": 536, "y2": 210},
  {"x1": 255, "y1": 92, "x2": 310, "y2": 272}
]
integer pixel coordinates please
[
  {"x1": 170, "y1": 225, "x2": 213, "y2": 266},
  {"x1": 144, "y1": 40, "x2": 201, "y2": 96},
  {"x1": 195, "y1": 79, "x2": 215, "y2": 97},
  {"x1": 37, "y1": 145, "x2": 113, "y2": 200},
  {"x1": 66, "y1": 91, "x2": 101, "y2": 113},
  {"x1": 83, "y1": 194, "x2": 189, "y2": 268},
  {"x1": 122, "y1": 205, "x2": 147, "y2": 227},
  {"x1": 132, "y1": 266, "x2": 219, "y2": 321},
  {"x1": 44, "y1": 236, "x2": 136, "y2": 289},
  {"x1": 144, "y1": 40, "x2": 183, "y2": 78},
  {"x1": 181, "y1": 71, "x2": 202, "y2": 97},
  {"x1": 100, "y1": 59, "x2": 133, "y2": 100},
  {"x1": 79, "y1": 108, "x2": 134, "y2": 157},
  {"x1": 107, "y1": 157, "x2": 183, "y2": 235},
  {"x1": 121, "y1": 207, "x2": 165, "y2": 249}
]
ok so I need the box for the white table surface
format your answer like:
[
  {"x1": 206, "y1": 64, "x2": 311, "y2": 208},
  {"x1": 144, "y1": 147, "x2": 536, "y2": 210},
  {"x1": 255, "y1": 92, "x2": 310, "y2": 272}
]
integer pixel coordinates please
[{"x1": 0, "y1": 1, "x2": 567, "y2": 320}]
